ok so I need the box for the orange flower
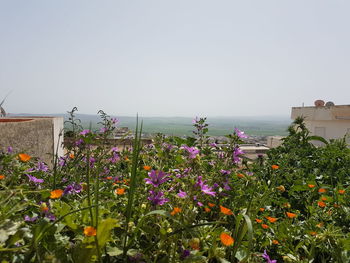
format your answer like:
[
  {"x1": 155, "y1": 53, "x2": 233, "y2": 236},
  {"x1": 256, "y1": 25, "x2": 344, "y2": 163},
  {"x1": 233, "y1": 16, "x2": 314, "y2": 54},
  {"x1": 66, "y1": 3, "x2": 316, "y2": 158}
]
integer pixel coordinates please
[
  {"x1": 204, "y1": 207, "x2": 211, "y2": 213},
  {"x1": 50, "y1": 189, "x2": 63, "y2": 199},
  {"x1": 237, "y1": 173, "x2": 245, "y2": 178},
  {"x1": 106, "y1": 176, "x2": 113, "y2": 180},
  {"x1": 276, "y1": 185, "x2": 285, "y2": 192},
  {"x1": 266, "y1": 216, "x2": 278, "y2": 223},
  {"x1": 309, "y1": 231, "x2": 317, "y2": 236},
  {"x1": 84, "y1": 226, "x2": 97, "y2": 236},
  {"x1": 0, "y1": 174, "x2": 5, "y2": 180},
  {"x1": 220, "y1": 232, "x2": 234, "y2": 246},
  {"x1": 115, "y1": 188, "x2": 125, "y2": 195},
  {"x1": 189, "y1": 238, "x2": 200, "y2": 250},
  {"x1": 308, "y1": 184, "x2": 315, "y2": 188},
  {"x1": 318, "y1": 201, "x2": 326, "y2": 208},
  {"x1": 19, "y1": 153, "x2": 31, "y2": 162},
  {"x1": 69, "y1": 153, "x2": 74, "y2": 159},
  {"x1": 261, "y1": 224, "x2": 269, "y2": 229},
  {"x1": 259, "y1": 207, "x2": 265, "y2": 212},
  {"x1": 255, "y1": 218, "x2": 262, "y2": 223},
  {"x1": 283, "y1": 203, "x2": 291, "y2": 208},
  {"x1": 220, "y1": 205, "x2": 233, "y2": 215},
  {"x1": 143, "y1": 165, "x2": 151, "y2": 171},
  {"x1": 316, "y1": 222, "x2": 324, "y2": 228},
  {"x1": 170, "y1": 207, "x2": 182, "y2": 216},
  {"x1": 321, "y1": 196, "x2": 327, "y2": 201},
  {"x1": 318, "y1": 188, "x2": 326, "y2": 193},
  {"x1": 338, "y1": 189, "x2": 345, "y2": 194},
  {"x1": 272, "y1": 239, "x2": 279, "y2": 245},
  {"x1": 271, "y1": 165, "x2": 279, "y2": 170},
  {"x1": 286, "y1": 212, "x2": 297, "y2": 218},
  {"x1": 40, "y1": 203, "x2": 49, "y2": 212},
  {"x1": 208, "y1": 202, "x2": 215, "y2": 207}
]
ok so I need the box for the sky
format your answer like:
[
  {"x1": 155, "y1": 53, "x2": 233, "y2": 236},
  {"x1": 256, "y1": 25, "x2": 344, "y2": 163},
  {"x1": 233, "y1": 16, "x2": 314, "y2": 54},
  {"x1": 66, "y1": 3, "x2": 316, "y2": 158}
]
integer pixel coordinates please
[{"x1": 0, "y1": 0, "x2": 349, "y2": 117}]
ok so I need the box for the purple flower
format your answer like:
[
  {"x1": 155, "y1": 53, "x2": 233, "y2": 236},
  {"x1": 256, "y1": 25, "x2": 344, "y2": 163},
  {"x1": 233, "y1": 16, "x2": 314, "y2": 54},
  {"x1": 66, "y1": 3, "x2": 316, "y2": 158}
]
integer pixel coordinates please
[
  {"x1": 63, "y1": 183, "x2": 82, "y2": 195},
  {"x1": 196, "y1": 176, "x2": 216, "y2": 196},
  {"x1": 234, "y1": 128, "x2": 248, "y2": 139},
  {"x1": 181, "y1": 145, "x2": 200, "y2": 159},
  {"x1": 108, "y1": 152, "x2": 120, "y2": 163},
  {"x1": 58, "y1": 156, "x2": 67, "y2": 167},
  {"x1": 82, "y1": 156, "x2": 96, "y2": 168},
  {"x1": 26, "y1": 174, "x2": 44, "y2": 184},
  {"x1": 7, "y1": 146, "x2": 13, "y2": 153},
  {"x1": 80, "y1": 129, "x2": 90, "y2": 136},
  {"x1": 177, "y1": 190, "x2": 187, "y2": 198},
  {"x1": 192, "y1": 116, "x2": 199, "y2": 124},
  {"x1": 111, "y1": 118, "x2": 119, "y2": 125},
  {"x1": 220, "y1": 169, "x2": 231, "y2": 175},
  {"x1": 262, "y1": 250, "x2": 277, "y2": 263},
  {"x1": 111, "y1": 147, "x2": 119, "y2": 152},
  {"x1": 233, "y1": 147, "x2": 244, "y2": 163},
  {"x1": 24, "y1": 215, "x2": 38, "y2": 222},
  {"x1": 180, "y1": 249, "x2": 190, "y2": 260},
  {"x1": 36, "y1": 161, "x2": 48, "y2": 172},
  {"x1": 197, "y1": 201, "x2": 203, "y2": 207},
  {"x1": 217, "y1": 152, "x2": 225, "y2": 159},
  {"x1": 45, "y1": 213, "x2": 56, "y2": 221},
  {"x1": 210, "y1": 142, "x2": 217, "y2": 147},
  {"x1": 100, "y1": 127, "x2": 108, "y2": 133},
  {"x1": 145, "y1": 170, "x2": 170, "y2": 187},
  {"x1": 223, "y1": 180, "x2": 231, "y2": 191},
  {"x1": 148, "y1": 190, "x2": 169, "y2": 206},
  {"x1": 75, "y1": 139, "x2": 83, "y2": 146}
]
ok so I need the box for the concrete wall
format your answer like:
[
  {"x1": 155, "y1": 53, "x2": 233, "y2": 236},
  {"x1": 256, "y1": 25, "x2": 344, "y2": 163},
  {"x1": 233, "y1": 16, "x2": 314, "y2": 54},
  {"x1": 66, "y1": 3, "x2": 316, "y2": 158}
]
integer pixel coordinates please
[
  {"x1": 266, "y1": 136, "x2": 285, "y2": 148},
  {"x1": 0, "y1": 117, "x2": 64, "y2": 166},
  {"x1": 291, "y1": 105, "x2": 350, "y2": 144}
]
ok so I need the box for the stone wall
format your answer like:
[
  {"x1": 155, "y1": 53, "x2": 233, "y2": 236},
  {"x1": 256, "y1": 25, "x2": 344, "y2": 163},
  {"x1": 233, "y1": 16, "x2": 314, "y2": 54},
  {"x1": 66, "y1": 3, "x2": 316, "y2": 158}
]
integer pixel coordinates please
[{"x1": 0, "y1": 117, "x2": 64, "y2": 166}]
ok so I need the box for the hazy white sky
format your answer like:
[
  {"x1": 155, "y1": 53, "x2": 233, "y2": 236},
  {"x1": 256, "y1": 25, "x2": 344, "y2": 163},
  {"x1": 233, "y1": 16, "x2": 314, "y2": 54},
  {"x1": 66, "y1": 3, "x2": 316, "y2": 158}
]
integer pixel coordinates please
[{"x1": 0, "y1": 0, "x2": 349, "y2": 117}]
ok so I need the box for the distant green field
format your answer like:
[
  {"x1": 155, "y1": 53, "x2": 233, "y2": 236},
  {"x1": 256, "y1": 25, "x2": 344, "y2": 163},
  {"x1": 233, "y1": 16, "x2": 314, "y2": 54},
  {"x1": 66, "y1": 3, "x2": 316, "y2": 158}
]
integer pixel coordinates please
[
  {"x1": 69, "y1": 115, "x2": 290, "y2": 137},
  {"x1": 15, "y1": 113, "x2": 291, "y2": 136}
]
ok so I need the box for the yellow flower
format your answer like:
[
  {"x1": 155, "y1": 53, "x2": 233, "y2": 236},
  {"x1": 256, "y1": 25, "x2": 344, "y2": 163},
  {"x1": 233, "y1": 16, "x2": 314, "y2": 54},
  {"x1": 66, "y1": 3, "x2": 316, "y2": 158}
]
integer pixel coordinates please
[
  {"x1": 19, "y1": 153, "x2": 31, "y2": 162},
  {"x1": 84, "y1": 226, "x2": 97, "y2": 236},
  {"x1": 220, "y1": 233, "x2": 234, "y2": 246},
  {"x1": 50, "y1": 189, "x2": 63, "y2": 199}
]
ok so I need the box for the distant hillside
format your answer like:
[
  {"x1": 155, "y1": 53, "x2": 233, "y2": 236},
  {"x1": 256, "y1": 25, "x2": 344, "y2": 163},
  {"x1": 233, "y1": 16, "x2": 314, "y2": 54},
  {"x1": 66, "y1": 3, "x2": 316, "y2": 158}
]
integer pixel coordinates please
[{"x1": 11, "y1": 113, "x2": 291, "y2": 136}]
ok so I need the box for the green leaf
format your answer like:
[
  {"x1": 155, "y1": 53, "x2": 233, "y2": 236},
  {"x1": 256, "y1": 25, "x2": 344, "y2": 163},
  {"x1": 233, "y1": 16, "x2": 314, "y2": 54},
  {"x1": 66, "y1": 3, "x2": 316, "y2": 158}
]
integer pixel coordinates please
[{"x1": 97, "y1": 218, "x2": 119, "y2": 248}]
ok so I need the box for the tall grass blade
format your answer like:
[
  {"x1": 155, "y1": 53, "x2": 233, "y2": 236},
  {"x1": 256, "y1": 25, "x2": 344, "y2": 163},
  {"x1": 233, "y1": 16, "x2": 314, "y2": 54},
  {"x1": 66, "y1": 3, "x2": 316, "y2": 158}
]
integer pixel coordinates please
[{"x1": 123, "y1": 115, "x2": 143, "y2": 258}]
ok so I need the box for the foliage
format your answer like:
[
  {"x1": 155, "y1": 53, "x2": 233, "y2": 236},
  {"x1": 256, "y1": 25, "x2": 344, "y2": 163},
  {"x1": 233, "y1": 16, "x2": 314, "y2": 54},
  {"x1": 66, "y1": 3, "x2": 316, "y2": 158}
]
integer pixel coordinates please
[{"x1": 0, "y1": 111, "x2": 349, "y2": 262}]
